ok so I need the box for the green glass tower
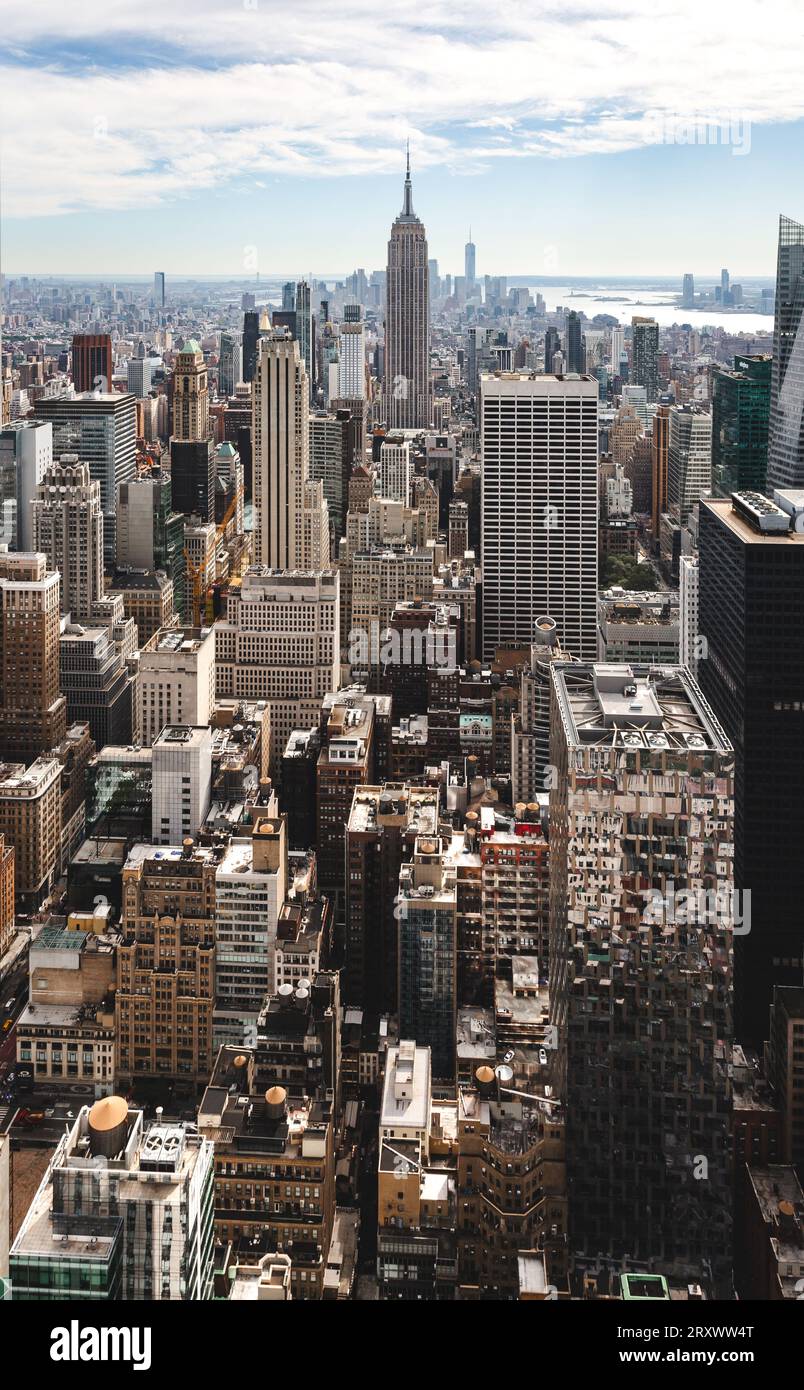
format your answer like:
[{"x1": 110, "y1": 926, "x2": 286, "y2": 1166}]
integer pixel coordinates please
[{"x1": 712, "y1": 354, "x2": 772, "y2": 496}]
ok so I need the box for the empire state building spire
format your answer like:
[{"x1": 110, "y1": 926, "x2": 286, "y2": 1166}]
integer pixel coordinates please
[
  {"x1": 385, "y1": 148, "x2": 431, "y2": 429},
  {"x1": 401, "y1": 140, "x2": 414, "y2": 218}
]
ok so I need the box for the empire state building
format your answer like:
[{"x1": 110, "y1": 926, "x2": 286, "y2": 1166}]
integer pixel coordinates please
[{"x1": 385, "y1": 151, "x2": 431, "y2": 429}]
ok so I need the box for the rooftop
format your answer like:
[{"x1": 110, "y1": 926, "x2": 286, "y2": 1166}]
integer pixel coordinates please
[
  {"x1": 124, "y1": 841, "x2": 220, "y2": 870},
  {"x1": 551, "y1": 662, "x2": 731, "y2": 753},
  {"x1": 68, "y1": 835, "x2": 125, "y2": 865},
  {"x1": 110, "y1": 567, "x2": 171, "y2": 591},
  {"x1": 11, "y1": 1107, "x2": 207, "y2": 1261},
  {"x1": 348, "y1": 783, "x2": 439, "y2": 836},
  {"x1": 199, "y1": 1055, "x2": 330, "y2": 1159},
  {"x1": 0, "y1": 757, "x2": 61, "y2": 795},
  {"x1": 152, "y1": 724, "x2": 213, "y2": 751},
  {"x1": 518, "y1": 1252, "x2": 549, "y2": 1296},
  {"x1": 702, "y1": 495, "x2": 804, "y2": 545},
  {"x1": 621, "y1": 1273, "x2": 671, "y2": 1301},
  {"x1": 18, "y1": 1000, "x2": 115, "y2": 1030},
  {"x1": 217, "y1": 835, "x2": 283, "y2": 879},
  {"x1": 380, "y1": 1041, "x2": 431, "y2": 1134},
  {"x1": 147, "y1": 627, "x2": 211, "y2": 654}
]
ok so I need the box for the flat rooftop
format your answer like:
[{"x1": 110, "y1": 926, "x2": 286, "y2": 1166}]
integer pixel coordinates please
[
  {"x1": 18, "y1": 1001, "x2": 115, "y2": 1029},
  {"x1": 150, "y1": 628, "x2": 210, "y2": 653},
  {"x1": 379, "y1": 1138, "x2": 419, "y2": 1175},
  {"x1": 123, "y1": 841, "x2": 219, "y2": 869},
  {"x1": 0, "y1": 757, "x2": 60, "y2": 794},
  {"x1": 90, "y1": 745, "x2": 153, "y2": 766},
  {"x1": 551, "y1": 662, "x2": 731, "y2": 753},
  {"x1": 152, "y1": 724, "x2": 212, "y2": 750},
  {"x1": 749, "y1": 1165, "x2": 804, "y2": 1222},
  {"x1": 518, "y1": 1252, "x2": 548, "y2": 1296},
  {"x1": 701, "y1": 495, "x2": 804, "y2": 545},
  {"x1": 380, "y1": 1042, "x2": 431, "y2": 1133},
  {"x1": 110, "y1": 568, "x2": 170, "y2": 590},
  {"x1": 348, "y1": 784, "x2": 439, "y2": 836},
  {"x1": 480, "y1": 370, "x2": 598, "y2": 390}
]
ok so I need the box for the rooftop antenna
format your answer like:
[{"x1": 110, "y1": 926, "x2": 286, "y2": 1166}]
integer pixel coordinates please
[{"x1": 402, "y1": 139, "x2": 414, "y2": 218}]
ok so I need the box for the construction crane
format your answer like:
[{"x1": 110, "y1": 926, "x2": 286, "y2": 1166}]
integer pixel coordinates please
[{"x1": 184, "y1": 487, "x2": 242, "y2": 628}]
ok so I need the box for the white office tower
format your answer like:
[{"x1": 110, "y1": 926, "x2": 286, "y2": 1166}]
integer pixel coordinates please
[
  {"x1": 215, "y1": 567, "x2": 340, "y2": 776},
  {"x1": 0, "y1": 419, "x2": 52, "y2": 550},
  {"x1": 339, "y1": 307, "x2": 366, "y2": 399},
  {"x1": 138, "y1": 626, "x2": 216, "y2": 748},
  {"x1": 126, "y1": 357, "x2": 152, "y2": 397},
  {"x1": 31, "y1": 455, "x2": 103, "y2": 619},
  {"x1": 9, "y1": 1101, "x2": 215, "y2": 1300},
  {"x1": 378, "y1": 437, "x2": 413, "y2": 504},
  {"x1": 668, "y1": 404, "x2": 712, "y2": 525},
  {"x1": 481, "y1": 372, "x2": 599, "y2": 661},
  {"x1": 610, "y1": 326, "x2": 625, "y2": 372},
  {"x1": 621, "y1": 384, "x2": 649, "y2": 428},
  {"x1": 252, "y1": 332, "x2": 330, "y2": 570},
  {"x1": 385, "y1": 152, "x2": 431, "y2": 429},
  {"x1": 679, "y1": 553, "x2": 700, "y2": 677},
  {"x1": 151, "y1": 724, "x2": 214, "y2": 844},
  {"x1": 215, "y1": 812, "x2": 287, "y2": 1047}
]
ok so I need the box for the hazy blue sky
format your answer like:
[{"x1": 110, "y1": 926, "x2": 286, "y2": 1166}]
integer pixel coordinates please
[{"x1": 2, "y1": 0, "x2": 803, "y2": 277}]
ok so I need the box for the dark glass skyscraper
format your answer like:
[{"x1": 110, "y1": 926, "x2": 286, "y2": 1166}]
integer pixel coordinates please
[
  {"x1": 767, "y1": 214, "x2": 804, "y2": 490},
  {"x1": 698, "y1": 491, "x2": 804, "y2": 1041},
  {"x1": 565, "y1": 311, "x2": 584, "y2": 372},
  {"x1": 242, "y1": 310, "x2": 260, "y2": 384},
  {"x1": 169, "y1": 439, "x2": 214, "y2": 521},
  {"x1": 712, "y1": 355, "x2": 771, "y2": 496},
  {"x1": 631, "y1": 316, "x2": 659, "y2": 400},
  {"x1": 544, "y1": 326, "x2": 560, "y2": 372}
]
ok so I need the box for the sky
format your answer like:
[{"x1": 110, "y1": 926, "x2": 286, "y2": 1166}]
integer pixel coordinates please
[{"x1": 1, "y1": 0, "x2": 803, "y2": 278}]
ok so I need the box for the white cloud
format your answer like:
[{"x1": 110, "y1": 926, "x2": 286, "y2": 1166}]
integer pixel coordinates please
[{"x1": 2, "y1": 0, "x2": 803, "y2": 217}]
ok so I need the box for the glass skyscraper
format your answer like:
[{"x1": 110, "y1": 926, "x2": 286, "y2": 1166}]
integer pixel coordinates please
[
  {"x1": 712, "y1": 354, "x2": 772, "y2": 496},
  {"x1": 767, "y1": 214, "x2": 804, "y2": 490},
  {"x1": 630, "y1": 316, "x2": 659, "y2": 401}
]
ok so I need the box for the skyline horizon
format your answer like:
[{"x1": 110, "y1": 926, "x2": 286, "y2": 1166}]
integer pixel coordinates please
[{"x1": 1, "y1": 269, "x2": 779, "y2": 284}]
